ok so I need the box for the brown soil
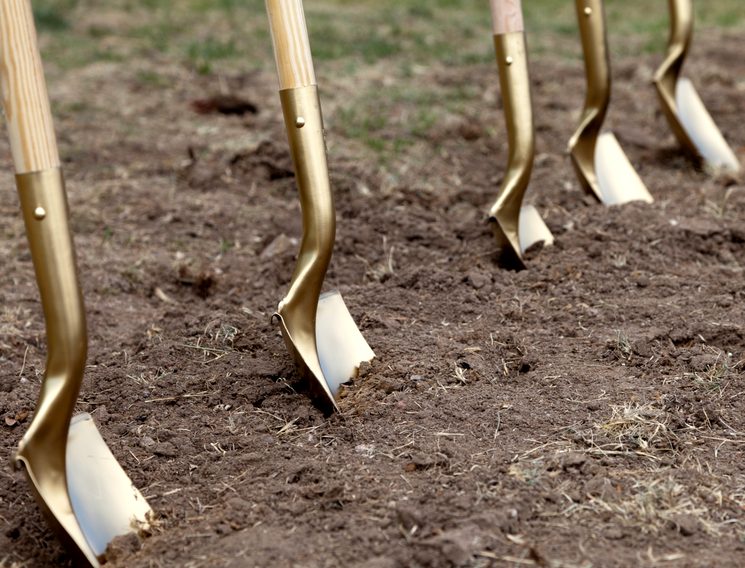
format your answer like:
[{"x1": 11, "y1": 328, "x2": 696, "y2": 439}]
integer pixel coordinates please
[{"x1": 2, "y1": 33, "x2": 745, "y2": 568}]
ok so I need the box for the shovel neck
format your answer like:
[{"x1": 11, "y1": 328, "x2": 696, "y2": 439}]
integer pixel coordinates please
[
  {"x1": 280, "y1": 85, "x2": 335, "y2": 283},
  {"x1": 669, "y1": 0, "x2": 693, "y2": 55},
  {"x1": 656, "y1": 0, "x2": 693, "y2": 87},
  {"x1": 494, "y1": 33, "x2": 535, "y2": 176},
  {"x1": 278, "y1": 85, "x2": 335, "y2": 360},
  {"x1": 16, "y1": 169, "x2": 88, "y2": 443},
  {"x1": 570, "y1": 0, "x2": 610, "y2": 189},
  {"x1": 575, "y1": 0, "x2": 611, "y2": 114},
  {"x1": 489, "y1": 32, "x2": 534, "y2": 263},
  {"x1": 14, "y1": 171, "x2": 95, "y2": 567}
]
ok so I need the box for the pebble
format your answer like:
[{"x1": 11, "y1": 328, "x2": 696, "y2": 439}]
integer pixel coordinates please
[{"x1": 466, "y1": 270, "x2": 490, "y2": 290}]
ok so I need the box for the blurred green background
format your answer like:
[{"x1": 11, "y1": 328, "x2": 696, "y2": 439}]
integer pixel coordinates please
[
  {"x1": 31, "y1": 0, "x2": 745, "y2": 161},
  {"x1": 33, "y1": 0, "x2": 745, "y2": 73}
]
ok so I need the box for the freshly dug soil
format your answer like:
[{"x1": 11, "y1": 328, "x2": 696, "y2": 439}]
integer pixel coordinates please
[{"x1": 1, "y1": 32, "x2": 744, "y2": 568}]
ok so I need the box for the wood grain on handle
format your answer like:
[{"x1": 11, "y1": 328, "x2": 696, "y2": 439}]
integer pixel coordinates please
[
  {"x1": 490, "y1": 0, "x2": 525, "y2": 34},
  {"x1": 266, "y1": 0, "x2": 316, "y2": 90},
  {"x1": 0, "y1": 0, "x2": 59, "y2": 174}
]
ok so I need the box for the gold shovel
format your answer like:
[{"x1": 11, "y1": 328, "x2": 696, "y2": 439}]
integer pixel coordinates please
[
  {"x1": 569, "y1": 0, "x2": 654, "y2": 206},
  {"x1": 654, "y1": 0, "x2": 741, "y2": 173},
  {"x1": 488, "y1": 0, "x2": 554, "y2": 268},
  {"x1": 265, "y1": 0, "x2": 375, "y2": 412},
  {"x1": 0, "y1": 2, "x2": 151, "y2": 565}
]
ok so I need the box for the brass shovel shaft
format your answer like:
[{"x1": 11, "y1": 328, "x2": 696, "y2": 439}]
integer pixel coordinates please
[
  {"x1": 266, "y1": 0, "x2": 375, "y2": 410},
  {"x1": 266, "y1": 0, "x2": 338, "y2": 410},
  {"x1": 0, "y1": 3, "x2": 93, "y2": 561},
  {"x1": 653, "y1": 0, "x2": 740, "y2": 173},
  {"x1": 569, "y1": 0, "x2": 611, "y2": 202},
  {"x1": 654, "y1": 0, "x2": 698, "y2": 157},
  {"x1": 276, "y1": 85, "x2": 338, "y2": 409},
  {"x1": 488, "y1": 31, "x2": 535, "y2": 265},
  {"x1": 13, "y1": 170, "x2": 95, "y2": 566},
  {"x1": 1, "y1": 3, "x2": 153, "y2": 565}
]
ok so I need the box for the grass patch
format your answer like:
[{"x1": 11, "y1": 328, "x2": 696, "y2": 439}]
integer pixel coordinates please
[{"x1": 32, "y1": 0, "x2": 745, "y2": 72}]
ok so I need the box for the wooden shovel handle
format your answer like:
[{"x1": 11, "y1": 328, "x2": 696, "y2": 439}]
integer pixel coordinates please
[
  {"x1": 265, "y1": 0, "x2": 316, "y2": 90},
  {"x1": 0, "y1": 0, "x2": 59, "y2": 174},
  {"x1": 490, "y1": 0, "x2": 525, "y2": 34}
]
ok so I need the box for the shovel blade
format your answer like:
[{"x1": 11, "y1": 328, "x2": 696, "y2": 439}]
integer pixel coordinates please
[
  {"x1": 595, "y1": 132, "x2": 654, "y2": 206},
  {"x1": 67, "y1": 413, "x2": 151, "y2": 559},
  {"x1": 316, "y1": 291, "x2": 375, "y2": 395},
  {"x1": 676, "y1": 78, "x2": 741, "y2": 173},
  {"x1": 518, "y1": 205, "x2": 554, "y2": 255}
]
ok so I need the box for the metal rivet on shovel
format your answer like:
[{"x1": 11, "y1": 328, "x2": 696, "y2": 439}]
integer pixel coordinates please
[
  {"x1": 0, "y1": 2, "x2": 152, "y2": 566},
  {"x1": 568, "y1": 0, "x2": 654, "y2": 206},
  {"x1": 487, "y1": 0, "x2": 554, "y2": 268},
  {"x1": 265, "y1": 0, "x2": 375, "y2": 412},
  {"x1": 653, "y1": 0, "x2": 741, "y2": 173}
]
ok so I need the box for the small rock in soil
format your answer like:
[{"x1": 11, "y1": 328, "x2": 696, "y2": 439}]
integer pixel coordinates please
[
  {"x1": 605, "y1": 527, "x2": 625, "y2": 540},
  {"x1": 140, "y1": 436, "x2": 156, "y2": 448},
  {"x1": 689, "y1": 354, "x2": 719, "y2": 372},
  {"x1": 562, "y1": 452, "x2": 587, "y2": 470},
  {"x1": 632, "y1": 339, "x2": 653, "y2": 358},
  {"x1": 672, "y1": 514, "x2": 700, "y2": 536},
  {"x1": 153, "y1": 442, "x2": 179, "y2": 457},
  {"x1": 395, "y1": 506, "x2": 424, "y2": 531},
  {"x1": 260, "y1": 233, "x2": 298, "y2": 259},
  {"x1": 466, "y1": 270, "x2": 490, "y2": 290}
]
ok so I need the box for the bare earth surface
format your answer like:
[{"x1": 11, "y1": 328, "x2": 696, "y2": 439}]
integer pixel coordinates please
[{"x1": 1, "y1": 27, "x2": 745, "y2": 568}]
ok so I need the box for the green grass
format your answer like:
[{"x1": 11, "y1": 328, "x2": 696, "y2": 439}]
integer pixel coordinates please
[
  {"x1": 32, "y1": 0, "x2": 745, "y2": 70},
  {"x1": 29, "y1": 0, "x2": 745, "y2": 161}
]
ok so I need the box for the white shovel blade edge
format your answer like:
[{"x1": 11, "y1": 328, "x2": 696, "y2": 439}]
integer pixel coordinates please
[
  {"x1": 67, "y1": 413, "x2": 152, "y2": 558},
  {"x1": 676, "y1": 77, "x2": 741, "y2": 173},
  {"x1": 595, "y1": 132, "x2": 654, "y2": 206},
  {"x1": 316, "y1": 291, "x2": 375, "y2": 395},
  {"x1": 518, "y1": 205, "x2": 554, "y2": 255}
]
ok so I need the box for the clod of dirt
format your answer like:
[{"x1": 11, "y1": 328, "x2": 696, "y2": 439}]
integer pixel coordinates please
[
  {"x1": 403, "y1": 452, "x2": 448, "y2": 472},
  {"x1": 395, "y1": 506, "x2": 424, "y2": 532},
  {"x1": 688, "y1": 353, "x2": 720, "y2": 372},
  {"x1": 671, "y1": 514, "x2": 700, "y2": 537},
  {"x1": 190, "y1": 94, "x2": 258, "y2": 116},
  {"x1": 177, "y1": 266, "x2": 218, "y2": 298},
  {"x1": 561, "y1": 452, "x2": 587, "y2": 470},
  {"x1": 104, "y1": 532, "x2": 142, "y2": 564},
  {"x1": 230, "y1": 141, "x2": 295, "y2": 181},
  {"x1": 153, "y1": 442, "x2": 179, "y2": 458},
  {"x1": 584, "y1": 476, "x2": 616, "y2": 501},
  {"x1": 260, "y1": 233, "x2": 298, "y2": 259},
  {"x1": 424, "y1": 527, "x2": 484, "y2": 566},
  {"x1": 456, "y1": 120, "x2": 483, "y2": 141},
  {"x1": 465, "y1": 270, "x2": 491, "y2": 290}
]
